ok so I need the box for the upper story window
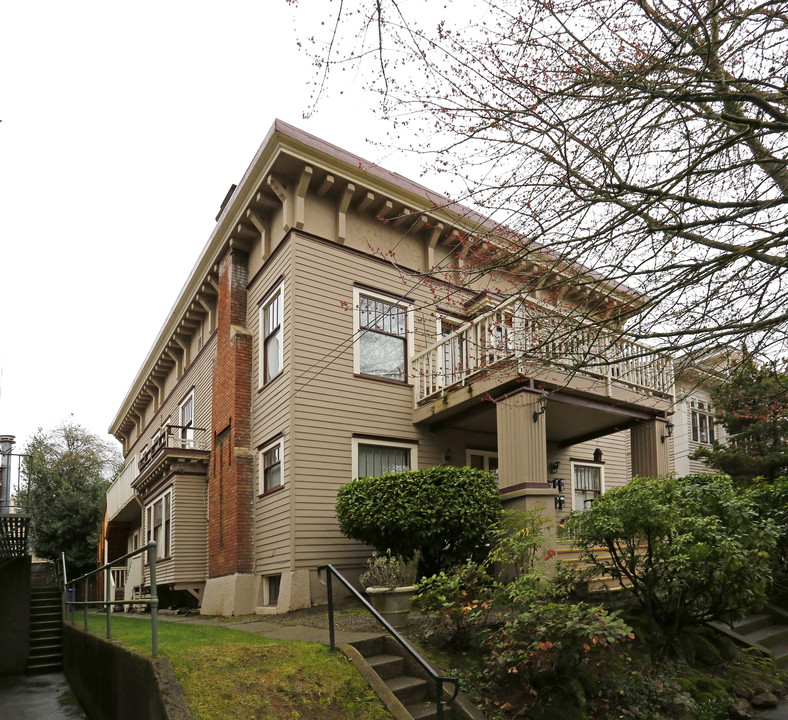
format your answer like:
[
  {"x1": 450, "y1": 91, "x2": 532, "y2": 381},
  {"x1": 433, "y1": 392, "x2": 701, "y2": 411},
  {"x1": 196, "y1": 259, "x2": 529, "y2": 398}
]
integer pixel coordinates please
[
  {"x1": 179, "y1": 392, "x2": 194, "y2": 448},
  {"x1": 690, "y1": 399, "x2": 715, "y2": 444},
  {"x1": 259, "y1": 437, "x2": 284, "y2": 494},
  {"x1": 260, "y1": 283, "x2": 283, "y2": 385},
  {"x1": 354, "y1": 289, "x2": 411, "y2": 382},
  {"x1": 352, "y1": 437, "x2": 417, "y2": 478}
]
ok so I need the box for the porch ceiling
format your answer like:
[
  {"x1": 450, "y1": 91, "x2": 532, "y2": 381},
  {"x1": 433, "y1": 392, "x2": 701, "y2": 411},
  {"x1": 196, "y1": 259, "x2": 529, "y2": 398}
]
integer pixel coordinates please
[{"x1": 439, "y1": 391, "x2": 657, "y2": 448}]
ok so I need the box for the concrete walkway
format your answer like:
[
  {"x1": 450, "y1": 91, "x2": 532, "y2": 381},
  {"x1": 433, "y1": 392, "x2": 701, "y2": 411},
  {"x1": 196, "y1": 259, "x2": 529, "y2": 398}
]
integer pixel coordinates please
[
  {"x1": 129, "y1": 610, "x2": 385, "y2": 646},
  {"x1": 0, "y1": 672, "x2": 87, "y2": 720}
]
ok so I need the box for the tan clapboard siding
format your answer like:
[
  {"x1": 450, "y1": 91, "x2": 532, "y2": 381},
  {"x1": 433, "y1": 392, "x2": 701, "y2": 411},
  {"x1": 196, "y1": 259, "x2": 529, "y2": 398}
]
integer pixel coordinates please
[
  {"x1": 249, "y1": 240, "x2": 295, "y2": 575},
  {"x1": 172, "y1": 476, "x2": 208, "y2": 584},
  {"x1": 126, "y1": 332, "x2": 217, "y2": 460},
  {"x1": 547, "y1": 430, "x2": 631, "y2": 514},
  {"x1": 288, "y1": 233, "x2": 463, "y2": 571}
]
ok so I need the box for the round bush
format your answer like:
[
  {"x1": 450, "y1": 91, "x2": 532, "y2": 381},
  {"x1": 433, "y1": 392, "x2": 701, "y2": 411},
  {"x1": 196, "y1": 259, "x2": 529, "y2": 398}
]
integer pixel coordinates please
[{"x1": 336, "y1": 466, "x2": 502, "y2": 576}]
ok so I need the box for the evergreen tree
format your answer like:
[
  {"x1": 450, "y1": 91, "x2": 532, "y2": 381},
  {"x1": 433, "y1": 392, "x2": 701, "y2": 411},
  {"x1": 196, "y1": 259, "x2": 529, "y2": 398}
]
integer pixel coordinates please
[{"x1": 693, "y1": 360, "x2": 788, "y2": 484}]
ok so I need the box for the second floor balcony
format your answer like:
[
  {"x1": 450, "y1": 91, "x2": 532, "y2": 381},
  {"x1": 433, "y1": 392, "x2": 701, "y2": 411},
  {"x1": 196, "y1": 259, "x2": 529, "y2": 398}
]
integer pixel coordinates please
[
  {"x1": 106, "y1": 425, "x2": 210, "y2": 524},
  {"x1": 412, "y1": 294, "x2": 674, "y2": 421}
]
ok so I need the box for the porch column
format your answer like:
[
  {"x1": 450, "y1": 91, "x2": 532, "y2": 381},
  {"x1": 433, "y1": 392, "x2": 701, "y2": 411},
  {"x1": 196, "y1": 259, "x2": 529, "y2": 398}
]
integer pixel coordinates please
[
  {"x1": 496, "y1": 394, "x2": 547, "y2": 489},
  {"x1": 630, "y1": 420, "x2": 671, "y2": 478}
]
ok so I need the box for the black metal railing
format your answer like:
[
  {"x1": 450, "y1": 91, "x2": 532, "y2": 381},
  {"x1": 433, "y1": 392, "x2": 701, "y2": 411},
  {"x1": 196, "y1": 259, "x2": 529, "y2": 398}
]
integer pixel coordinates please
[
  {"x1": 63, "y1": 541, "x2": 160, "y2": 656},
  {"x1": 318, "y1": 564, "x2": 458, "y2": 720}
]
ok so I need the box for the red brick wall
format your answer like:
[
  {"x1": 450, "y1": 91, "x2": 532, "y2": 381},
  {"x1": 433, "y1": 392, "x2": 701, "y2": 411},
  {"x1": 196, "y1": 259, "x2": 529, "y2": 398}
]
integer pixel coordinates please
[{"x1": 208, "y1": 249, "x2": 254, "y2": 577}]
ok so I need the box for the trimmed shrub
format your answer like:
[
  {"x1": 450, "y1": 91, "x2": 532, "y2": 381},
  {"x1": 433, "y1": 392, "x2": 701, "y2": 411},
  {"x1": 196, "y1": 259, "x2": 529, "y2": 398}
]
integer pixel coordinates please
[{"x1": 335, "y1": 466, "x2": 502, "y2": 576}]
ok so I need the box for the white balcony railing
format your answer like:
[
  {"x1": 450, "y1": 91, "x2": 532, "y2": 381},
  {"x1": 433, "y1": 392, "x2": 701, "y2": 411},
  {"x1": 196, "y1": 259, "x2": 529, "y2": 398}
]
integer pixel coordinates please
[
  {"x1": 412, "y1": 294, "x2": 675, "y2": 405},
  {"x1": 106, "y1": 455, "x2": 138, "y2": 522},
  {"x1": 106, "y1": 426, "x2": 209, "y2": 522}
]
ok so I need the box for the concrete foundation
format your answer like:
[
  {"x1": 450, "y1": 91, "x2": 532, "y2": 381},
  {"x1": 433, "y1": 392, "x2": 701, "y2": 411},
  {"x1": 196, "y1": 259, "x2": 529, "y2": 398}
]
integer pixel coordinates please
[{"x1": 200, "y1": 573, "x2": 256, "y2": 616}]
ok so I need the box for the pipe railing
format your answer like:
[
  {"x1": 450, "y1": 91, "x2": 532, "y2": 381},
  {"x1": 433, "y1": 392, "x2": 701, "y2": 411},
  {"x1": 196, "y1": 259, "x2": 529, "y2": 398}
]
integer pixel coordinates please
[
  {"x1": 318, "y1": 564, "x2": 458, "y2": 720},
  {"x1": 62, "y1": 541, "x2": 159, "y2": 656}
]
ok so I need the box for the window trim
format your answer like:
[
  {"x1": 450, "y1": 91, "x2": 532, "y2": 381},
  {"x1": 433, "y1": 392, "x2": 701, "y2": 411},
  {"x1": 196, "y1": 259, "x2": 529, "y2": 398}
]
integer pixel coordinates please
[
  {"x1": 353, "y1": 288, "x2": 414, "y2": 383},
  {"x1": 259, "y1": 281, "x2": 284, "y2": 388},
  {"x1": 690, "y1": 398, "x2": 716, "y2": 445},
  {"x1": 179, "y1": 391, "x2": 195, "y2": 448},
  {"x1": 144, "y1": 487, "x2": 172, "y2": 563},
  {"x1": 466, "y1": 449, "x2": 499, "y2": 474},
  {"x1": 352, "y1": 437, "x2": 418, "y2": 479},
  {"x1": 259, "y1": 437, "x2": 284, "y2": 496},
  {"x1": 570, "y1": 461, "x2": 605, "y2": 512}
]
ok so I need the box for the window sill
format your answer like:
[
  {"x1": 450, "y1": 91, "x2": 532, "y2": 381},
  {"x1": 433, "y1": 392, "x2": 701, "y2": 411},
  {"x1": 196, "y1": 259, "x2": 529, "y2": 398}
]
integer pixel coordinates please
[
  {"x1": 258, "y1": 370, "x2": 285, "y2": 393},
  {"x1": 354, "y1": 373, "x2": 410, "y2": 387},
  {"x1": 259, "y1": 483, "x2": 285, "y2": 499}
]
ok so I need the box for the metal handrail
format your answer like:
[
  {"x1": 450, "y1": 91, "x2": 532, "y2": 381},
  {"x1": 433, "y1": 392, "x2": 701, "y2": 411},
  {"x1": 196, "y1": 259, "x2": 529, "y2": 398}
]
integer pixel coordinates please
[
  {"x1": 318, "y1": 564, "x2": 458, "y2": 720},
  {"x1": 62, "y1": 541, "x2": 159, "y2": 656}
]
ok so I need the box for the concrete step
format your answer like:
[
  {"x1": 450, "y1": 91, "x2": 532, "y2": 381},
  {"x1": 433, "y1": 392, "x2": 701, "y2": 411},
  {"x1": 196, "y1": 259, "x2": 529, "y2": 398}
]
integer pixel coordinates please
[
  {"x1": 386, "y1": 675, "x2": 429, "y2": 705},
  {"x1": 732, "y1": 613, "x2": 774, "y2": 635},
  {"x1": 407, "y1": 699, "x2": 452, "y2": 720},
  {"x1": 26, "y1": 660, "x2": 63, "y2": 674},
  {"x1": 366, "y1": 653, "x2": 405, "y2": 680},
  {"x1": 744, "y1": 625, "x2": 788, "y2": 649}
]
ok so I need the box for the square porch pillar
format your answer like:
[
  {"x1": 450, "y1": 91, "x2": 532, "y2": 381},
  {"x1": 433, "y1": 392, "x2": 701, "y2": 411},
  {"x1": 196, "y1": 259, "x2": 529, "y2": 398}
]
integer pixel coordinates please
[
  {"x1": 496, "y1": 394, "x2": 547, "y2": 490},
  {"x1": 630, "y1": 420, "x2": 671, "y2": 478}
]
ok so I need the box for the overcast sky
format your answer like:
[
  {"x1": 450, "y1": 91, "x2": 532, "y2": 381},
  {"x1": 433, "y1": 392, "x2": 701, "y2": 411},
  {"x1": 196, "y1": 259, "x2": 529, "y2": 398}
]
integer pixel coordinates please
[{"x1": 0, "y1": 1, "x2": 435, "y2": 460}]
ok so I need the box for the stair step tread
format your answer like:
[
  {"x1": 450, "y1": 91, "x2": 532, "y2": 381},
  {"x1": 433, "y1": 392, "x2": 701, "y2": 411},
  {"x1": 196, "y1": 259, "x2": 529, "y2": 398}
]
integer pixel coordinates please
[
  {"x1": 407, "y1": 700, "x2": 450, "y2": 720},
  {"x1": 744, "y1": 625, "x2": 788, "y2": 644},
  {"x1": 367, "y1": 653, "x2": 404, "y2": 667},
  {"x1": 386, "y1": 675, "x2": 428, "y2": 692},
  {"x1": 732, "y1": 614, "x2": 772, "y2": 629}
]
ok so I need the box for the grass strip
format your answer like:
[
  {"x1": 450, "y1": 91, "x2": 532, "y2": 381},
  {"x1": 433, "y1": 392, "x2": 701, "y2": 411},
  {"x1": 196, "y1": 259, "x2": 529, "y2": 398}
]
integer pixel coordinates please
[{"x1": 83, "y1": 615, "x2": 392, "y2": 720}]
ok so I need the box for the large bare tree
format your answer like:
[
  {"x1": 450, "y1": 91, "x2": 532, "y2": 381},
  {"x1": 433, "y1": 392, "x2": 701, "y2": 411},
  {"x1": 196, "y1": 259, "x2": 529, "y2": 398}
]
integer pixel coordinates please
[{"x1": 294, "y1": 0, "x2": 788, "y2": 373}]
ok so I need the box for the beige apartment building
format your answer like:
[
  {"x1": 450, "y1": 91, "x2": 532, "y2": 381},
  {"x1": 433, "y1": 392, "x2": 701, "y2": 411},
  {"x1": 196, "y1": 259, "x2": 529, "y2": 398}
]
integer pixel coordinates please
[{"x1": 100, "y1": 120, "x2": 679, "y2": 615}]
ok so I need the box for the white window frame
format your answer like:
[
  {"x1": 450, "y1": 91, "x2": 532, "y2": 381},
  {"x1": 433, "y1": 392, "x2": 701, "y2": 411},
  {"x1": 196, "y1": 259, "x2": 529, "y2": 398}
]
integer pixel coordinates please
[
  {"x1": 179, "y1": 392, "x2": 194, "y2": 448},
  {"x1": 690, "y1": 399, "x2": 716, "y2": 445},
  {"x1": 259, "y1": 437, "x2": 284, "y2": 495},
  {"x1": 353, "y1": 288, "x2": 414, "y2": 383},
  {"x1": 259, "y1": 282, "x2": 284, "y2": 388},
  {"x1": 352, "y1": 437, "x2": 418, "y2": 479},
  {"x1": 145, "y1": 488, "x2": 172, "y2": 562},
  {"x1": 571, "y1": 461, "x2": 605, "y2": 511},
  {"x1": 466, "y1": 449, "x2": 499, "y2": 475}
]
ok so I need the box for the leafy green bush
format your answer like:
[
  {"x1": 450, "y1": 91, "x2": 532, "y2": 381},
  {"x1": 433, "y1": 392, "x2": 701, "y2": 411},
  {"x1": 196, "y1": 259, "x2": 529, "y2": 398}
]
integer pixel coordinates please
[
  {"x1": 745, "y1": 478, "x2": 788, "y2": 599},
  {"x1": 565, "y1": 474, "x2": 778, "y2": 657},
  {"x1": 484, "y1": 603, "x2": 634, "y2": 692},
  {"x1": 336, "y1": 466, "x2": 501, "y2": 576},
  {"x1": 413, "y1": 562, "x2": 495, "y2": 646}
]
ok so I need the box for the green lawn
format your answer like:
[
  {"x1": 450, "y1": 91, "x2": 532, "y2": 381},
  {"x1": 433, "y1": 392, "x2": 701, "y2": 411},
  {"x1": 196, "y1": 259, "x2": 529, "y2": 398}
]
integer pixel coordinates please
[{"x1": 83, "y1": 615, "x2": 392, "y2": 720}]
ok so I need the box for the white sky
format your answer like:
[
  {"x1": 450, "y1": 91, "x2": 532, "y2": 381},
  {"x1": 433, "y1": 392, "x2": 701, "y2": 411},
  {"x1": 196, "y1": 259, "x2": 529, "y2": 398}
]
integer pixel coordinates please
[{"x1": 0, "y1": 1, "x2": 433, "y2": 458}]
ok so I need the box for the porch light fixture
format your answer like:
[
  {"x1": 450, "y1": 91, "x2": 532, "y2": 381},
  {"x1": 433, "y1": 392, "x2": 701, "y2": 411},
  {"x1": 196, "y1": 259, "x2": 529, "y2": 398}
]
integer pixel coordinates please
[
  {"x1": 532, "y1": 395, "x2": 548, "y2": 422},
  {"x1": 550, "y1": 477, "x2": 565, "y2": 492},
  {"x1": 661, "y1": 422, "x2": 675, "y2": 444},
  {"x1": 554, "y1": 495, "x2": 565, "y2": 510},
  {"x1": 549, "y1": 460, "x2": 560, "y2": 473}
]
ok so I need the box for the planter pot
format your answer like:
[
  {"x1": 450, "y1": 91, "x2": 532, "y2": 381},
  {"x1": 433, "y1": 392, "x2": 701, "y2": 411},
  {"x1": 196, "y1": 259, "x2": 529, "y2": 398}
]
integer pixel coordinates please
[{"x1": 365, "y1": 586, "x2": 417, "y2": 630}]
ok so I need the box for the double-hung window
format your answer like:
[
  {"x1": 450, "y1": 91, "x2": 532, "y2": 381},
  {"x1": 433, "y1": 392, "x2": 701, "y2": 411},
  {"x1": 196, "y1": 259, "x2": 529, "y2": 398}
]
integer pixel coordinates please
[
  {"x1": 260, "y1": 284, "x2": 283, "y2": 385},
  {"x1": 179, "y1": 393, "x2": 194, "y2": 448},
  {"x1": 572, "y1": 462, "x2": 604, "y2": 511},
  {"x1": 355, "y1": 289, "x2": 411, "y2": 382},
  {"x1": 146, "y1": 489, "x2": 172, "y2": 561},
  {"x1": 690, "y1": 399, "x2": 715, "y2": 444},
  {"x1": 352, "y1": 438, "x2": 417, "y2": 478},
  {"x1": 259, "y1": 437, "x2": 283, "y2": 494}
]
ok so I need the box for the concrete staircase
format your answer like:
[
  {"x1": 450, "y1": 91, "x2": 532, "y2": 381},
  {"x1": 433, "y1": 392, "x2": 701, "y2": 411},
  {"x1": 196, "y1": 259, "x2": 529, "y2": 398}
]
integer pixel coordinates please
[
  {"x1": 347, "y1": 635, "x2": 488, "y2": 720},
  {"x1": 26, "y1": 588, "x2": 63, "y2": 673},
  {"x1": 711, "y1": 607, "x2": 788, "y2": 669},
  {"x1": 553, "y1": 543, "x2": 630, "y2": 593}
]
